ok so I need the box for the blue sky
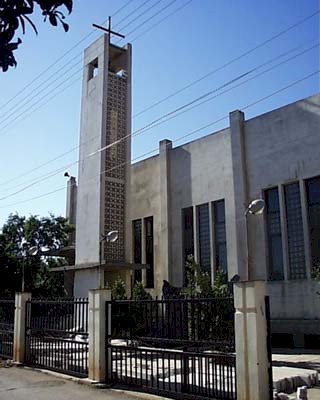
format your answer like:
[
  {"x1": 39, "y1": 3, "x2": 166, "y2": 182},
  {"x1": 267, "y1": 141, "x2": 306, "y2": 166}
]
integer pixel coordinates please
[{"x1": 0, "y1": 0, "x2": 319, "y2": 226}]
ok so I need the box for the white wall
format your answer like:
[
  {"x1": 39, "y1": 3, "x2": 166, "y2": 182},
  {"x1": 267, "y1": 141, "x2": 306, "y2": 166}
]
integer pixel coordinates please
[
  {"x1": 169, "y1": 128, "x2": 236, "y2": 285},
  {"x1": 244, "y1": 94, "x2": 320, "y2": 282},
  {"x1": 76, "y1": 35, "x2": 109, "y2": 265}
]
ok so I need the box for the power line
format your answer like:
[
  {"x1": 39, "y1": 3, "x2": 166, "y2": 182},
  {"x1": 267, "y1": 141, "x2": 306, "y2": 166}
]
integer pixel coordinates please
[
  {"x1": 0, "y1": 0, "x2": 134, "y2": 112},
  {"x1": 0, "y1": 1, "x2": 158, "y2": 126},
  {"x1": 0, "y1": 69, "x2": 318, "y2": 209},
  {"x1": 0, "y1": 10, "x2": 317, "y2": 186},
  {"x1": 131, "y1": 43, "x2": 319, "y2": 134},
  {"x1": 0, "y1": 41, "x2": 316, "y2": 197},
  {"x1": 129, "y1": 0, "x2": 192, "y2": 42},
  {"x1": 0, "y1": 0, "x2": 179, "y2": 132},
  {"x1": 4, "y1": 5, "x2": 317, "y2": 134},
  {"x1": 132, "y1": 9, "x2": 320, "y2": 118},
  {"x1": 115, "y1": 0, "x2": 178, "y2": 43},
  {"x1": 118, "y1": 0, "x2": 164, "y2": 33}
]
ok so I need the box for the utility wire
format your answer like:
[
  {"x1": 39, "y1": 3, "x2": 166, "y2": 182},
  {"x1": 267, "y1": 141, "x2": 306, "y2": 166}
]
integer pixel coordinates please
[
  {"x1": 0, "y1": 0, "x2": 190, "y2": 136},
  {"x1": 0, "y1": 0, "x2": 134, "y2": 111},
  {"x1": 0, "y1": 41, "x2": 316, "y2": 197},
  {"x1": 0, "y1": 69, "x2": 318, "y2": 208},
  {"x1": 0, "y1": 0, "x2": 159, "y2": 125},
  {"x1": 132, "y1": 9, "x2": 320, "y2": 118},
  {"x1": 118, "y1": 0, "x2": 164, "y2": 33},
  {"x1": 0, "y1": 10, "x2": 317, "y2": 186},
  {"x1": 2, "y1": 6, "x2": 317, "y2": 133},
  {"x1": 115, "y1": 0, "x2": 178, "y2": 44},
  {"x1": 129, "y1": 0, "x2": 192, "y2": 42}
]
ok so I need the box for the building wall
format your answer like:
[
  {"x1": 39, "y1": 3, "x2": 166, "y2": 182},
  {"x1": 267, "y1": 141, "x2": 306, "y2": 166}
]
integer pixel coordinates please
[
  {"x1": 169, "y1": 128, "x2": 237, "y2": 286},
  {"x1": 131, "y1": 155, "x2": 161, "y2": 295},
  {"x1": 129, "y1": 94, "x2": 320, "y2": 345},
  {"x1": 75, "y1": 35, "x2": 109, "y2": 266},
  {"x1": 244, "y1": 94, "x2": 320, "y2": 282}
]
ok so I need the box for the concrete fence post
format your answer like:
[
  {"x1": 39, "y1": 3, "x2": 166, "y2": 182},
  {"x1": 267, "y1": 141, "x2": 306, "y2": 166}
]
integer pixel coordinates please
[
  {"x1": 13, "y1": 292, "x2": 31, "y2": 364},
  {"x1": 88, "y1": 289, "x2": 111, "y2": 382},
  {"x1": 234, "y1": 281, "x2": 270, "y2": 400}
]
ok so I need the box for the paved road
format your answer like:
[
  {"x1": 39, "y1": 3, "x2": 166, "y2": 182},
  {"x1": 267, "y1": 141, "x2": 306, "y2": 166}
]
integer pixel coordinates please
[
  {"x1": 0, "y1": 367, "x2": 168, "y2": 400},
  {"x1": 0, "y1": 365, "x2": 319, "y2": 400}
]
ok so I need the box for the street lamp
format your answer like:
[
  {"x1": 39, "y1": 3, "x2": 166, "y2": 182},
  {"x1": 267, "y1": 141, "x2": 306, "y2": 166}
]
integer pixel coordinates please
[
  {"x1": 244, "y1": 199, "x2": 265, "y2": 280},
  {"x1": 99, "y1": 230, "x2": 119, "y2": 288},
  {"x1": 20, "y1": 242, "x2": 51, "y2": 292}
]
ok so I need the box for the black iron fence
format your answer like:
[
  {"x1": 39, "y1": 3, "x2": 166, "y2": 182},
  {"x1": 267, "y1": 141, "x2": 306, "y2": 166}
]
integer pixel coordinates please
[
  {"x1": 25, "y1": 298, "x2": 89, "y2": 377},
  {"x1": 0, "y1": 298, "x2": 15, "y2": 359},
  {"x1": 107, "y1": 296, "x2": 236, "y2": 399}
]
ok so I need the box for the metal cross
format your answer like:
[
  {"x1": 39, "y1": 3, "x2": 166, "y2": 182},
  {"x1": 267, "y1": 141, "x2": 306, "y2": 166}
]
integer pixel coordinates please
[{"x1": 93, "y1": 16, "x2": 125, "y2": 45}]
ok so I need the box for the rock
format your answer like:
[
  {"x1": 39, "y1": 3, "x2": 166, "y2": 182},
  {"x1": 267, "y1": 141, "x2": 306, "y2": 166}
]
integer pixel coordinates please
[
  {"x1": 273, "y1": 393, "x2": 290, "y2": 400},
  {"x1": 297, "y1": 386, "x2": 308, "y2": 400}
]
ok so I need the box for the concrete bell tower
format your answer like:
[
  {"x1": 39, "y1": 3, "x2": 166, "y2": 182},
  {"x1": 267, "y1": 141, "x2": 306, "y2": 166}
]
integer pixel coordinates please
[{"x1": 73, "y1": 33, "x2": 132, "y2": 296}]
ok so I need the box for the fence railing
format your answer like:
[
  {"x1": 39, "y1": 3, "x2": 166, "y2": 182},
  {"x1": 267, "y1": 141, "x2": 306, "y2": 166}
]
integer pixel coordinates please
[
  {"x1": 110, "y1": 296, "x2": 235, "y2": 352},
  {"x1": 0, "y1": 298, "x2": 15, "y2": 359},
  {"x1": 107, "y1": 296, "x2": 236, "y2": 400},
  {"x1": 25, "y1": 297, "x2": 89, "y2": 377}
]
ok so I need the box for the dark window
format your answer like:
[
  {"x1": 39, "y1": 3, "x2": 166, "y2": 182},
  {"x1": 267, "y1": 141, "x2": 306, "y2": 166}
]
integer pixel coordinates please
[
  {"x1": 133, "y1": 219, "x2": 142, "y2": 282},
  {"x1": 285, "y1": 182, "x2": 306, "y2": 279},
  {"x1": 198, "y1": 204, "x2": 211, "y2": 277},
  {"x1": 145, "y1": 217, "x2": 154, "y2": 288},
  {"x1": 213, "y1": 200, "x2": 228, "y2": 276},
  {"x1": 88, "y1": 58, "x2": 98, "y2": 80},
  {"x1": 182, "y1": 207, "x2": 194, "y2": 284},
  {"x1": 182, "y1": 207, "x2": 194, "y2": 260},
  {"x1": 306, "y1": 176, "x2": 320, "y2": 268},
  {"x1": 265, "y1": 188, "x2": 284, "y2": 280}
]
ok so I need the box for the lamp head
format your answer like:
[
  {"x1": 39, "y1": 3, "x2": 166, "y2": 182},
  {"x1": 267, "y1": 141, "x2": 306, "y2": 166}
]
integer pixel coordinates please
[
  {"x1": 246, "y1": 198, "x2": 265, "y2": 216},
  {"x1": 105, "y1": 230, "x2": 119, "y2": 243}
]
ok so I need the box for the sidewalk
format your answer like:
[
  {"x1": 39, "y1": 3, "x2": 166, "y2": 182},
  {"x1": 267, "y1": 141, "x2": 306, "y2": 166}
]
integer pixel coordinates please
[
  {"x1": 0, "y1": 366, "x2": 169, "y2": 400},
  {"x1": 0, "y1": 359, "x2": 319, "y2": 400}
]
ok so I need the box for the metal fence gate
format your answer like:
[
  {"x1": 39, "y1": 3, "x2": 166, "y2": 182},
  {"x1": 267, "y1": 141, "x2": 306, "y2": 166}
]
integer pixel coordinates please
[
  {"x1": 106, "y1": 296, "x2": 236, "y2": 399},
  {"x1": 0, "y1": 298, "x2": 15, "y2": 359},
  {"x1": 25, "y1": 298, "x2": 89, "y2": 377}
]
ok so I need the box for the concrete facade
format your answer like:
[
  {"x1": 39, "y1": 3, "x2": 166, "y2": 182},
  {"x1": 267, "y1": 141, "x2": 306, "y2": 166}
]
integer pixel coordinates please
[
  {"x1": 128, "y1": 94, "x2": 320, "y2": 346},
  {"x1": 73, "y1": 34, "x2": 132, "y2": 295},
  {"x1": 68, "y1": 36, "x2": 319, "y2": 346}
]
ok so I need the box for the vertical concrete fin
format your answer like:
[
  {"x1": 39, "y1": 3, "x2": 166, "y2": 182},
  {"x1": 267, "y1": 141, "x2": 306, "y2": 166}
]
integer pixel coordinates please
[
  {"x1": 159, "y1": 139, "x2": 172, "y2": 282},
  {"x1": 229, "y1": 110, "x2": 249, "y2": 279}
]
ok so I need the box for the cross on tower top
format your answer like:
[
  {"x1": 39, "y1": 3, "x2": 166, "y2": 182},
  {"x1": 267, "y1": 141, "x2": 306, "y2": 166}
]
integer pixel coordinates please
[{"x1": 93, "y1": 17, "x2": 125, "y2": 45}]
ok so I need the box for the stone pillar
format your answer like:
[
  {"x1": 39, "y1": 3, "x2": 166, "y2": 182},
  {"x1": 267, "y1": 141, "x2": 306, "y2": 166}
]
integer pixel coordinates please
[
  {"x1": 234, "y1": 281, "x2": 270, "y2": 400},
  {"x1": 13, "y1": 292, "x2": 31, "y2": 364},
  {"x1": 229, "y1": 110, "x2": 249, "y2": 280},
  {"x1": 159, "y1": 139, "x2": 172, "y2": 282},
  {"x1": 88, "y1": 289, "x2": 111, "y2": 382}
]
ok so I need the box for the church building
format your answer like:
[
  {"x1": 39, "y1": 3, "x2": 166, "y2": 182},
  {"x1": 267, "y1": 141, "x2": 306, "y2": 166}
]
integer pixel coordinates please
[{"x1": 55, "y1": 33, "x2": 320, "y2": 348}]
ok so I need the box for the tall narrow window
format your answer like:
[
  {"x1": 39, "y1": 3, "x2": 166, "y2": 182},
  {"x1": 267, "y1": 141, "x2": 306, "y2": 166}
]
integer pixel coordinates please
[
  {"x1": 306, "y1": 176, "x2": 320, "y2": 269},
  {"x1": 285, "y1": 182, "x2": 306, "y2": 279},
  {"x1": 198, "y1": 204, "x2": 211, "y2": 276},
  {"x1": 265, "y1": 188, "x2": 284, "y2": 280},
  {"x1": 145, "y1": 217, "x2": 154, "y2": 288},
  {"x1": 213, "y1": 200, "x2": 228, "y2": 276},
  {"x1": 182, "y1": 207, "x2": 194, "y2": 284},
  {"x1": 133, "y1": 219, "x2": 142, "y2": 282}
]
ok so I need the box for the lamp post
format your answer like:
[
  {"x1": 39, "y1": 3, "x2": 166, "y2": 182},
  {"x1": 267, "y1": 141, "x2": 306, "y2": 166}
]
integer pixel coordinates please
[
  {"x1": 20, "y1": 242, "x2": 50, "y2": 292},
  {"x1": 245, "y1": 199, "x2": 265, "y2": 281},
  {"x1": 99, "y1": 230, "x2": 119, "y2": 288}
]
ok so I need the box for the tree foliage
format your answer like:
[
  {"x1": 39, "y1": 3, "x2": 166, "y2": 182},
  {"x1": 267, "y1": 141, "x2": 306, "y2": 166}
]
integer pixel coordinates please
[
  {"x1": 111, "y1": 276, "x2": 127, "y2": 300},
  {"x1": 0, "y1": 0, "x2": 73, "y2": 72},
  {"x1": 184, "y1": 255, "x2": 229, "y2": 297},
  {"x1": 0, "y1": 212, "x2": 74, "y2": 297}
]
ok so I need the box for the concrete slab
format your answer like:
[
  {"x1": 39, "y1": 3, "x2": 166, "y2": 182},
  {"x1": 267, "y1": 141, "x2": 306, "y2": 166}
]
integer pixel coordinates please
[{"x1": 273, "y1": 366, "x2": 319, "y2": 393}]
